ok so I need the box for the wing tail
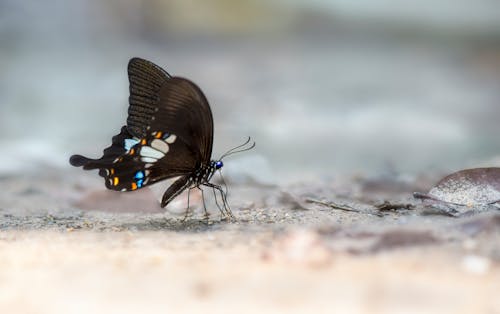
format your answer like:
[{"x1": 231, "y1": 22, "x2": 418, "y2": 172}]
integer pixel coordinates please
[
  {"x1": 69, "y1": 154, "x2": 92, "y2": 167},
  {"x1": 69, "y1": 126, "x2": 133, "y2": 172}
]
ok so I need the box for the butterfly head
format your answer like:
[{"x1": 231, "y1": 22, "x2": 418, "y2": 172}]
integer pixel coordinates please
[{"x1": 214, "y1": 160, "x2": 223, "y2": 170}]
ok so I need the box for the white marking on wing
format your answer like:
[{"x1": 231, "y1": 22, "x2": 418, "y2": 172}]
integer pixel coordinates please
[
  {"x1": 165, "y1": 134, "x2": 177, "y2": 144},
  {"x1": 140, "y1": 146, "x2": 165, "y2": 159},
  {"x1": 141, "y1": 157, "x2": 157, "y2": 163},
  {"x1": 151, "y1": 139, "x2": 169, "y2": 153}
]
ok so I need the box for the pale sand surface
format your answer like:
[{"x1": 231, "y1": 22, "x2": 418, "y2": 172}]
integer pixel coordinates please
[{"x1": 1, "y1": 230, "x2": 498, "y2": 314}]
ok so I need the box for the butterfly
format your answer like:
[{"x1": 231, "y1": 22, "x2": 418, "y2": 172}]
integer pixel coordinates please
[{"x1": 70, "y1": 57, "x2": 254, "y2": 219}]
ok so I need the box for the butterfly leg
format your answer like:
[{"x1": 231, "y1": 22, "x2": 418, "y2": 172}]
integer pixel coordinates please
[
  {"x1": 197, "y1": 186, "x2": 210, "y2": 223},
  {"x1": 212, "y1": 172, "x2": 233, "y2": 220},
  {"x1": 203, "y1": 183, "x2": 234, "y2": 219},
  {"x1": 211, "y1": 186, "x2": 227, "y2": 220},
  {"x1": 217, "y1": 185, "x2": 233, "y2": 219},
  {"x1": 181, "y1": 187, "x2": 194, "y2": 222},
  {"x1": 219, "y1": 172, "x2": 230, "y2": 205},
  {"x1": 220, "y1": 189, "x2": 234, "y2": 219}
]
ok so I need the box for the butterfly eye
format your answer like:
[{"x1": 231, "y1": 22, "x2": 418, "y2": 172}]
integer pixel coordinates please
[{"x1": 215, "y1": 161, "x2": 223, "y2": 169}]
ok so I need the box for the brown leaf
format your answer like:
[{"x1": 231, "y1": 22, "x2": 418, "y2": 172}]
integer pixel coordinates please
[{"x1": 414, "y1": 168, "x2": 500, "y2": 206}]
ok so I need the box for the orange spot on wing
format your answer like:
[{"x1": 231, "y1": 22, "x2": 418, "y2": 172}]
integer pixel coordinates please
[
  {"x1": 155, "y1": 132, "x2": 162, "y2": 138},
  {"x1": 110, "y1": 168, "x2": 115, "y2": 175},
  {"x1": 113, "y1": 177, "x2": 119, "y2": 186},
  {"x1": 129, "y1": 148, "x2": 135, "y2": 155},
  {"x1": 131, "y1": 182, "x2": 137, "y2": 190},
  {"x1": 141, "y1": 139, "x2": 147, "y2": 145}
]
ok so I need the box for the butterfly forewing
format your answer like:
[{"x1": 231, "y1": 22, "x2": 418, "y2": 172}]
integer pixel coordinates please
[
  {"x1": 127, "y1": 58, "x2": 171, "y2": 138},
  {"x1": 127, "y1": 58, "x2": 213, "y2": 163}
]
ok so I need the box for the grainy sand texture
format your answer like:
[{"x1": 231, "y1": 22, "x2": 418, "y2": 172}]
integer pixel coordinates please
[{"x1": 1, "y1": 174, "x2": 498, "y2": 314}]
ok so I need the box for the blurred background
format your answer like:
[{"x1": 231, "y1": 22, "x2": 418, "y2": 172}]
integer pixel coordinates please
[{"x1": 1, "y1": 0, "x2": 499, "y2": 183}]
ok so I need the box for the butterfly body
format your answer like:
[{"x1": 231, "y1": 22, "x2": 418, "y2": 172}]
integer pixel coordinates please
[{"x1": 70, "y1": 58, "x2": 234, "y2": 216}]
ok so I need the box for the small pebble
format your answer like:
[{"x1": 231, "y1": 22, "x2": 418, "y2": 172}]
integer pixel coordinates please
[{"x1": 461, "y1": 255, "x2": 491, "y2": 275}]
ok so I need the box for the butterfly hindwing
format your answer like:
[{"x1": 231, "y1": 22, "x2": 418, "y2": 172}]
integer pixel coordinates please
[
  {"x1": 90, "y1": 130, "x2": 198, "y2": 191},
  {"x1": 69, "y1": 126, "x2": 132, "y2": 170}
]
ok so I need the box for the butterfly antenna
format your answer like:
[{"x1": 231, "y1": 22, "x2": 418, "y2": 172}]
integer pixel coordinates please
[
  {"x1": 219, "y1": 137, "x2": 250, "y2": 159},
  {"x1": 219, "y1": 137, "x2": 255, "y2": 160}
]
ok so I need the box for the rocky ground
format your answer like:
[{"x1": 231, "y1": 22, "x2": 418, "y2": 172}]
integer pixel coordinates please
[{"x1": 0, "y1": 171, "x2": 499, "y2": 314}]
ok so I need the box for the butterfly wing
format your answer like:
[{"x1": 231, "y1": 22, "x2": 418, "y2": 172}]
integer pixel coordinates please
[
  {"x1": 156, "y1": 77, "x2": 214, "y2": 162},
  {"x1": 71, "y1": 130, "x2": 198, "y2": 191},
  {"x1": 70, "y1": 126, "x2": 132, "y2": 170},
  {"x1": 126, "y1": 57, "x2": 171, "y2": 138},
  {"x1": 70, "y1": 58, "x2": 214, "y2": 193}
]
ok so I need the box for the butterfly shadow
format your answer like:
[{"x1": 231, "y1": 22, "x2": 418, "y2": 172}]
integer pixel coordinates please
[{"x1": 73, "y1": 187, "x2": 234, "y2": 231}]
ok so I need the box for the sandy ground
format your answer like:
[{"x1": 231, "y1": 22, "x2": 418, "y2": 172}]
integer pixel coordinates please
[{"x1": 0, "y1": 173, "x2": 499, "y2": 314}]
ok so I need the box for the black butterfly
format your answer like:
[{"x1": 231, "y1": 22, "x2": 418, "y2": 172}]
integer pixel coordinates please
[{"x1": 70, "y1": 57, "x2": 254, "y2": 219}]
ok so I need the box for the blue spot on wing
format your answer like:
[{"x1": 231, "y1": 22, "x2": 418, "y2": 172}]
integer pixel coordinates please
[
  {"x1": 128, "y1": 171, "x2": 146, "y2": 188},
  {"x1": 134, "y1": 171, "x2": 145, "y2": 188},
  {"x1": 124, "y1": 138, "x2": 140, "y2": 151}
]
